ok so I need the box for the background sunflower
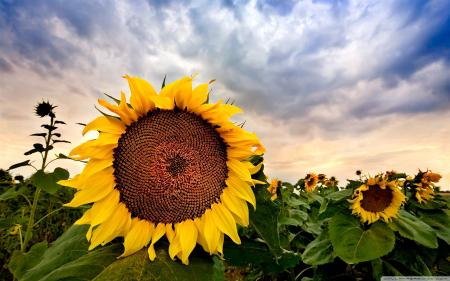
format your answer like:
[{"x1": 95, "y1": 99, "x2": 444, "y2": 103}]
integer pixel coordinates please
[{"x1": 349, "y1": 175, "x2": 406, "y2": 224}]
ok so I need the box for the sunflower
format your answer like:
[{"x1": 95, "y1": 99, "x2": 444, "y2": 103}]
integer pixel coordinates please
[
  {"x1": 59, "y1": 75, "x2": 265, "y2": 265},
  {"x1": 414, "y1": 171, "x2": 441, "y2": 204},
  {"x1": 349, "y1": 176, "x2": 406, "y2": 224},
  {"x1": 415, "y1": 185, "x2": 434, "y2": 204},
  {"x1": 267, "y1": 178, "x2": 281, "y2": 200},
  {"x1": 325, "y1": 176, "x2": 338, "y2": 188},
  {"x1": 304, "y1": 173, "x2": 318, "y2": 192}
]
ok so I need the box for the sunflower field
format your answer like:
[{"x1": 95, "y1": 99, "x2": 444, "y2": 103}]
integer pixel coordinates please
[{"x1": 1, "y1": 76, "x2": 449, "y2": 281}]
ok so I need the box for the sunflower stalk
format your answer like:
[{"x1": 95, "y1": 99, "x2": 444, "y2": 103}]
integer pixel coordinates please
[{"x1": 21, "y1": 103, "x2": 68, "y2": 253}]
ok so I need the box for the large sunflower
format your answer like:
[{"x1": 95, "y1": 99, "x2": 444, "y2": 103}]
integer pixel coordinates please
[
  {"x1": 349, "y1": 176, "x2": 406, "y2": 224},
  {"x1": 59, "y1": 75, "x2": 265, "y2": 264}
]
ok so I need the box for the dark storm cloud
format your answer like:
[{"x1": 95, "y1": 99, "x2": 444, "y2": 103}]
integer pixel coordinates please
[
  {"x1": 0, "y1": 0, "x2": 449, "y2": 133},
  {"x1": 0, "y1": 0, "x2": 117, "y2": 75}
]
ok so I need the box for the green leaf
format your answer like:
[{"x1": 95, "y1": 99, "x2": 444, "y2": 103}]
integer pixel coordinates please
[
  {"x1": 9, "y1": 241, "x2": 48, "y2": 280},
  {"x1": 35, "y1": 245, "x2": 122, "y2": 281},
  {"x1": 24, "y1": 148, "x2": 39, "y2": 156},
  {"x1": 223, "y1": 240, "x2": 273, "y2": 267},
  {"x1": 301, "y1": 229, "x2": 335, "y2": 265},
  {"x1": 329, "y1": 213, "x2": 395, "y2": 264},
  {"x1": 388, "y1": 210, "x2": 438, "y2": 248},
  {"x1": 41, "y1": 124, "x2": 58, "y2": 131},
  {"x1": 53, "y1": 140, "x2": 71, "y2": 144},
  {"x1": 12, "y1": 225, "x2": 122, "y2": 281},
  {"x1": 161, "y1": 74, "x2": 167, "y2": 89},
  {"x1": 93, "y1": 248, "x2": 219, "y2": 281},
  {"x1": 53, "y1": 167, "x2": 70, "y2": 180},
  {"x1": 420, "y1": 210, "x2": 450, "y2": 245},
  {"x1": 305, "y1": 192, "x2": 324, "y2": 205},
  {"x1": 250, "y1": 187, "x2": 282, "y2": 256},
  {"x1": 279, "y1": 216, "x2": 303, "y2": 226},
  {"x1": 284, "y1": 196, "x2": 310, "y2": 209},
  {"x1": 327, "y1": 189, "x2": 353, "y2": 201},
  {"x1": 104, "y1": 93, "x2": 121, "y2": 104},
  {"x1": 30, "y1": 133, "x2": 47, "y2": 137},
  {"x1": 30, "y1": 167, "x2": 69, "y2": 194},
  {"x1": 212, "y1": 257, "x2": 225, "y2": 281},
  {"x1": 0, "y1": 186, "x2": 26, "y2": 201},
  {"x1": 346, "y1": 180, "x2": 363, "y2": 190},
  {"x1": 33, "y1": 143, "x2": 45, "y2": 152},
  {"x1": 8, "y1": 160, "x2": 31, "y2": 170},
  {"x1": 318, "y1": 199, "x2": 329, "y2": 214},
  {"x1": 371, "y1": 258, "x2": 383, "y2": 281}
]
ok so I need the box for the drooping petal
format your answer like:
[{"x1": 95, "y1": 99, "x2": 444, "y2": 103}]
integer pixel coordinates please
[
  {"x1": 226, "y1": 175, "x2": 256, "y2": 209},
  {"x1": 203, "y1": 210, "x2": 221, "y2": 254},
  {"x1": 89, "y1": 203, "x2": 131, "y2": 250},
  {"x1": 210, "y1": 203, "x2": 241, "y2": 244},
  {"x1": 121, "y1": 218, "x2": 154, "y2": 257},
  {"x1": 227, "y1": 159, "x2": 252, "y2": 183},
  {"x1": 148, "y1": 223, "x2": 166, "y2": 261},
  {"x1": 178, "y1": 219, "x2": 198, "y2": 265},
  {"x1": 221, "y1": 188, "x2": 249, "y2": 226}
]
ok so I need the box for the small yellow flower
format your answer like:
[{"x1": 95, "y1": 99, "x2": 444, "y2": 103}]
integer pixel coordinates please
[
  {"x1": 10, "y1": 224, "x2": 21, "y2": 235},
  {"x1": 304, "y1": 173, "x2": 319, "y2": 192},
  {"x1": 267, "y1": 178, "x2": 281, "y2": 200},
  {"x1": 349, "y1": 176, "x2": 406, "y2": 224}
]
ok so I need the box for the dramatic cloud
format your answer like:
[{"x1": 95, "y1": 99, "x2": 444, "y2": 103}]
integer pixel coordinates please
[{"x1": 1, "y1": 0, "x2": 449, "y2": 188}]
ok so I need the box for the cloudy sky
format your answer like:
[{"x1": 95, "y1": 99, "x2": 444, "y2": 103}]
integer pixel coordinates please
[{"x1": 1, "y1": 0, "x2": 449, "y2": 189}]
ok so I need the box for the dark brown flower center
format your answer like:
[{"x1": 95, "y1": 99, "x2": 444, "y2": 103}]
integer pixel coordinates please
[
  {"x1": 113, "y1": 110, "x2": 228, "y2": 224},
  {"x1": 360, "y1": 184, "x2": 393, "y2": 212}
]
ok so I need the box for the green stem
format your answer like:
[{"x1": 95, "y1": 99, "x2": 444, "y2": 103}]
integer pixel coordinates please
[
  {"x1": 21, "y1": 188, "x2": 40, "y2": 252},
  {"x1": 21, "y1": 115, "x2": 54, "y2": 252},
  {"x1": 34, "y1": 207, "x2": 63, "y2": 227},
  {"x1": 18, "y1": 226, "x2": 24, "y2": 251}
]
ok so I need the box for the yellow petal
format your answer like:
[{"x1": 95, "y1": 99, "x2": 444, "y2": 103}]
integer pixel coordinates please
[
  {"x1": 89, "y1": 190, "x2": 121, "y2": 227},
  {"x1": 203, "y1": 210, "x2": 220, "y2": 254},
  {"x1": 194, "y1": 218, "x2": 209, "y2": 253},
  {"x1": 58, "y1": 175, "x2": 82, "y2": 189},
  {"x1": 221, "y1": 188, "x2": 249, "y2": 226},
  {"x1": 89, "y1": 203, "x2": 130, "y2": 250},
  {"x1": 227, "y1": 147, "x2": 255, "y2": 160},
  {"x1": 244, "y1": 161, "x2": 263, "y2": 175},
  {"x1": 148, "y1": 223, "x2": 166, "y2": 261},
  {"x1": 178, "y1": 220, "x2": 197, "y2": 265},
  {"x1": 81, "y1": 158, "x2": 113, "y2": 178},
  {"x1": 227, "y1": 159, "x2": 252, "y2": 182},
  {"x1": 174, "y1": 78, "x2": 192, "y2": 110},
  {"x1": 188, "y1": 83, "x2": 208, "y2": 109},
  {"x1": 82, "y1": 116, "x2": 125, "y2": 136},
  {"x1": 64, "y1": 168, "x2": 115, "y2": 207},
  {"x1": 98, "y1": 98, "x2": 133, "y2": 125},
  {"x1": 74, "y1": 208, "x2": 92, "y2": 225},
  {"x1": 121, "y1": 218, "x2": 154, "y2": 257},
  {"x1": 165, "y1": 224, "x2": 175, "y2": 243},
  {"x1": 168, "y1": 231, "x2": 182, "y2": 261},
  {"x1": 211, "y1": 203, "x2": 241, "y2": 244},
  {"x1": 226, "y1": 175, "x2": 256, "y2": 209},
  {"x1": 124, "y1": 75, "x2": 157, "y2": 116}
]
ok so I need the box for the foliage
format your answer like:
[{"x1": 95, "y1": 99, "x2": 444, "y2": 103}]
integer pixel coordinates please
[{"x1": 1, "y1": 102, "x2": 449, "y2": 281}]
